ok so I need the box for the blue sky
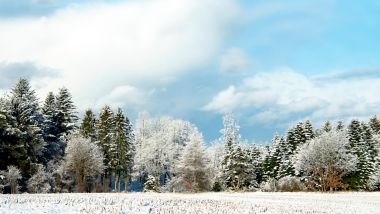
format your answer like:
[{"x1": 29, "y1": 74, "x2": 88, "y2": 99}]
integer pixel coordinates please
[{"x1": 0, "y1": 0, "x2": 379, "y2": 143}]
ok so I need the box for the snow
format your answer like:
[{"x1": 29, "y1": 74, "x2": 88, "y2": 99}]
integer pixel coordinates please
[{"x1": 0, "y1": 192, "x2": 379, "y2": 213}]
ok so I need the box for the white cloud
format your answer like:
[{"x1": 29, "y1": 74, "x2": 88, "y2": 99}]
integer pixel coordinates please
[
  {"x1": 95, "y1": 85, "x2": 147, "y2": 110},
  {"x1": 0, "y1": 0, "x2": 241, "y2": 109},
  {"x1": 204, "y1": 68, "x2": 380, "y2": 125},
  {"x1": 220, "y1": 48, "x2": 250, "y2": 73}
]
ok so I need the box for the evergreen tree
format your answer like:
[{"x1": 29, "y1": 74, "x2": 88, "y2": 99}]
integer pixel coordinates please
[
  {"x1": 96, "y1": 105, "x2": 114, "y2": 191},
  {"x1": 336, "y1": 121, "x2": 345, "y2": 131},
  {"x1": 262, "y1": 136, "x2": 281, "y2": 181},
  {"x1": 369, "y1": 115, "x2": 380, "y2": 134},
  {"x1": 41, "y1": 92, "x2": 61, "y2": 163},
  {"x1": 277, "y1": 137, "x2": 294, "y2": 179},
  {"x1": 223, "y1": 144, "x2": 254, "y2": 191},
  {"x1": 248, "y1": 145, "x2": 263, "y2": 184},
  {"x1": 304, "y1": 120, "x2": 314, "y2": 141},
  {"x1": 79, "y1": 109, "x2": 97, "y2": 141},
  {"x1": 323, "y1": 121, "x2": 332, "y2": 133},
  {"x1": 56, "y1": 87, "x2": 78, "y2": 136},
  {"x1": 345, "y1": 119, "x2": 371, "y2": 189},
  {"x1": 6, "y1": 79, "x2": 45, "y2": 176},
  {"x1": 109, "y1": 108, "x2": 134, "y2": 192}
]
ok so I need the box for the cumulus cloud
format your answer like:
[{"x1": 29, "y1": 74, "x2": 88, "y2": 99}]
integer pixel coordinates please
[
  {"x1": 0, "y1": 0, "x2": 241, "y2": 109},
  {"x1": 204, "y1": 68, "x2": 380, "y2": 126},
  {"x1": 95, "y1": 85, "x2": 147, "y2": 110},
  {"x1": 220, "y1": 48, "x2": 250, "y2": 73}
]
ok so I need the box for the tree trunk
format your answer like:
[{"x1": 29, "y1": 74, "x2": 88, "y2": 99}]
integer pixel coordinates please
[{"x1": 124, "y1": 172, "x2": 128, "y2": 192}]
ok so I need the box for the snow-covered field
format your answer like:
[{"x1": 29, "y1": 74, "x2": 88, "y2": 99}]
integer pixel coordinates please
[{"x1": 0, "y1": 192, "x2": 379, "y2": 214}]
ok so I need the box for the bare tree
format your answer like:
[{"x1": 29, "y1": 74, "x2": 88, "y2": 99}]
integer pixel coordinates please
[
  {"x1": 294, "y1": 130, "x2": 357, "y2": 191},
  {"x1": 64, "y1": 135, "x2": 104, "y2": 192},
  {"x1": 0, "y1": 166, "x2": 22, "y2": 194}
]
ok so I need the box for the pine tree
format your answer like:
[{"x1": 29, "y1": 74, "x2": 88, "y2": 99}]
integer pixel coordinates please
[
  {"x1": 369, "y1": 115, "x2": 380, "y2": 134},
  {"x1": 336, "y1": 121, "x2": 345, "y2": 131},
  {"x1": 304, "y1": 120, "x2": 314, "y2": 141},
  {"x1": 323, "y1": 121, "x2": 333, "y2": 133},
  {"x1": 357, "y1": 122, "x2": 378, "y2": 189},
  {"x1": 223, "y1": 144, "x2": 254, "y2": 191},
  {"x1": 262, "y1": 136, "x2": 281, "y2": 181},
  {"x1": 41, "y1": 92, "x2": 61, "y2": 163},
  {"x1": 109, "y1": 108, "x2": 134, "y2": 192},
  {"x1": 79, "y1": 109, "x2": 97, "y2": 141},
  {"x1": 56, "y1": 87, "x2": 78, "y2": 136},
  {"x1": 7, "y1": 79, "x2": 45, "y2": 176},
  {"x1": 277, "y1": 137, "x2": 294, "y2": 179},
  {"x1": 345, "y1": 119, "x2": 365, "y2": 189},
  {"x1": 96, "y1": 105, "x2": 114, "y2": 191},
  {"x1": 248, "y1": 145, "x2": 263, "y2": 184}
]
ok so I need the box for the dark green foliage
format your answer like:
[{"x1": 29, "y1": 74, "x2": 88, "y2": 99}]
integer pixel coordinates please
[
  {"x1": 5, "y1": 79, "x2": 45, "y2": 177},
  {"x1": 41, "y1": 92, "x2": 62, "y2": 163},
  {"x1": 369, "y1": 115, "x2": 380, "y2": 134},
  {"x1": 212, "y1": 181, "x2": 222, "y2": 192},
  {"x1": 56, "y1": 87, "x2": 78, "y2": 135},
  {"x1": 79, "y1": 109, "x2": 97, "y2": 141},
  {"x1": 323, "y1": 121, "x2": 332, "y2": 133}
]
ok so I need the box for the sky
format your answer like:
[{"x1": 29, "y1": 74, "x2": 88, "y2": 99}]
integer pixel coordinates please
[{"x1": 0, "y1": 0, "x2": 379, "y2": 143}]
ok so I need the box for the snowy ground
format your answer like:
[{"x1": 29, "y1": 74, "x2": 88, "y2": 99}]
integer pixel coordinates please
[{"x1": 0, "y1": 192, "x2": 379, "y2": 214}]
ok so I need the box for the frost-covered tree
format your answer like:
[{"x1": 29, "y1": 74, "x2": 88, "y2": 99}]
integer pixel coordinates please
[
  {"x1": 96, "y1": 105, "x2": 114, "y2": 191},
  {"x1": 169, "y1": 133, "x2": 211, "y2": 192},
  {"x1": 207, "y1": 140, "x2": 225, "y2": 185},
  {"x1": 323, "y1": 121, "x2": 332, "y2": 133},
  {"x1": 134, "y1": 114, "x2": 199, "y2": 188},
  {"x1": 6, "y1": 79, "x2": 45, "y2": 175},
  {"x1": 27, "y1": 165, "x2": 51, "y2": 193},
  {"x1": 144, "y1": 175, "x2": 157, "y2": 192},
  {"x1": 64, "y1": 135, "x2": 104, "y2": 192},
  {"x1": 262, "y1": 136, "x2": 282, "y2": 181},
  {"x1": 294, "y1": 130, "x2": 357, "y2": 191},
  {"x1": 336, "y1": 121, "x2": 345, "y2": 131},
  {"x1": 42, "y1": 92, "x2": 62, "y2": 163},
  {"x1": 277, "y1": 137, "x2": 295, "y2": 179},
  {"x1": 369, "y1": 115, "x2": 380, "y2": 134},
  {"x1": 345, "y1": 119, "x2": 375, "y2": 189},
  {"x1": 0, "y1": 165, "x2": 22, "y2": 194},
  {"x1": 222, "y1": 144, "x2": 255, "y2": 191},
  {"x1": 304, "y1": 120, "x2": 314, "y2": 141},
  {"x1": 79, "y1": 109, "x2": 97, "y2": 141},
  {"x1": 56, "y1": 87, "x2": 78, "y2": 135},
  {"x1": 248, "y1": 144, "x2": 265, "y2": 184},
  {"x1": 109, "y1": 108, "x2": 134, "y2": 192}
]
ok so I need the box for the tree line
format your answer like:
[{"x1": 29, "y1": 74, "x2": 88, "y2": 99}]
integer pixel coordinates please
[{"x1": 0, "y1": 79, "x2": 379, "y2": 193}]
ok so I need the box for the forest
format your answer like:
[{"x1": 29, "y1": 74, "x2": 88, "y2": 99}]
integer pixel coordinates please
[{"x1": 0, "y1": 79, "x2": 379, "y2": 194}]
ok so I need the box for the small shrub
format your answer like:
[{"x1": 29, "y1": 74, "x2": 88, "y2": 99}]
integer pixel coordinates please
[
  {"x1": 212, "y1": 181, "x2": 222, "y2": 192},
  {"x1": 260, "y1": 178, "x2": 279, "y2": 192},
  {"x1": 278, "y1": 176, "x2": 306, "y2": 192}
]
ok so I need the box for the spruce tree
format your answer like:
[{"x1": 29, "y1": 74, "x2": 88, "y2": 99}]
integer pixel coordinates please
[
  {"x1": 336, "y1": 121, "x2": 345, "y2": 131},
  {"x1": 7, "y1": 79, "x2": 45, "y2": 176},
  {"x1": 56, "y1": 87, "x2": 78, "y2": 136},
  {"x1": 79, "y1": 109, "x2": 97, "y2": 141},
  {"x1": 277, "y1": 137, "x2": 294, "y2": 179},
  {"x1": 96, "y1": 105, "x2": 114, "y2": 191},
  {"x1": 369, "y1": 115, "x2": 380, "y2": 134},
  {"x1": 223, "y1": 144, "x2": 254, "y2": 191},
  {"x1": 323, "y1": 121, "x2": 332, "y2": 133},
  {"x1": 41, "y1": 92, "x2": 61, "y2": 162},
  {"x1": 109, "y1": 108, "x2": 133, "y2": 191},
  {"x1": 262, "y1": 136, "x2": 281, "y2": 181},
  {"x1": 345, "y1": 119, "x2": 365, "y2": 189},
  {"x1": 304, "y1": 120, "x2": 314, "y2": 141}
]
